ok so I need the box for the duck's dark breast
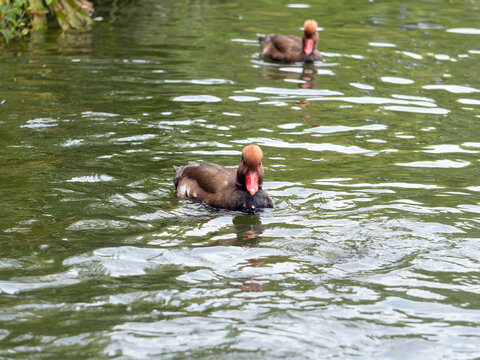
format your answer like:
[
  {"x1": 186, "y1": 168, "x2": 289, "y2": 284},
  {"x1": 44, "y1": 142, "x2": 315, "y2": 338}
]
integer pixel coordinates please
[{"x1": 223, "y1": 187, "x2": 273, "y2": 213}]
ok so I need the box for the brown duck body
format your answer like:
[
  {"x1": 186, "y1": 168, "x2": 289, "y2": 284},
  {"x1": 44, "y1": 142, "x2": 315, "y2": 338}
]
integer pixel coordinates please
[
  {"x1": 257, "y1": 20, "x2": 323, "y2": 63},
  {"x1": 257, "y1": 34, "x2": 323, "y2": 63},
  {"x1": 173, "y1": 145, "x2": 273, "y2": 212}
]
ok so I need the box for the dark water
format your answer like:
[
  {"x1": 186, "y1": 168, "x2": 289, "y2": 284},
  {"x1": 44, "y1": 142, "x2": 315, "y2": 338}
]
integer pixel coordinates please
[{"x1": 1, "y1": 0, "x2": 480, "y2": 358}]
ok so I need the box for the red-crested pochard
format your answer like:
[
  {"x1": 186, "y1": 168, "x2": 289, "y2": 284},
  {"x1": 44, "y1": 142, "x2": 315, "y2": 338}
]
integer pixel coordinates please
[
  {"x1": 257, "y1": 19, "x2": 323, "y2": 63},
  {"x1": 173, "y1": 145, "x2": 273, "y2": 212}
]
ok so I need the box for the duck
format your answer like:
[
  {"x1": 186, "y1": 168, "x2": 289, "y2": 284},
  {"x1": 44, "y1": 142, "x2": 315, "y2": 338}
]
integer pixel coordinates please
[
  {"x1": 173, "y1": 145, "x2": 273, "y2": 212},
  {"x1": 257, "y1": 19, "x2": 323, "y2": 63}
]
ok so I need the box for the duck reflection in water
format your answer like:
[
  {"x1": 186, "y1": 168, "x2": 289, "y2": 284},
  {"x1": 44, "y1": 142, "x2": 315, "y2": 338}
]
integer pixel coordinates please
[
  {"x1": 233, "y1": 214, "x2": 266, "y2": 292},
  {"x1": 297, "y1": 64, "x2": 316, "y2": 121},
  {"x1": 299, "y1": 63, "x2": 316, "y2": 89},
  {"x1": 206, "y1": 214, "x2": 266, "y2": 292},
  {"x1": 210, "y1": 213, "x2": 265, "y2": 248},
  {"x1": 234, "y1": 213, "x2": 265, "y2": 246}
]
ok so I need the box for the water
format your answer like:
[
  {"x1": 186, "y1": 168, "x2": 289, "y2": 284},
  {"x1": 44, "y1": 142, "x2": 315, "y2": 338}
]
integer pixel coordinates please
[{"x1": 1, "y1": 0, "x2": 480, "y2": 358}]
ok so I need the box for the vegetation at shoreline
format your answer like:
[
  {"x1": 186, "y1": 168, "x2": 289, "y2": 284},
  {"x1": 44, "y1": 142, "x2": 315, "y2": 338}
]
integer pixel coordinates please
[{"x1": 0, "y1": 0, "x2": 93, "y2": 43}]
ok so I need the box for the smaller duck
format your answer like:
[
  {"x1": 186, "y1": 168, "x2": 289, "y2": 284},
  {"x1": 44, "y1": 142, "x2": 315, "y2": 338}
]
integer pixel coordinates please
[
  {"x1": 257, "y1": 19, "x2": 323, "y2": 63},
  {"x1": 173, "y1": 145, "x2": 273, "y2": 212}
]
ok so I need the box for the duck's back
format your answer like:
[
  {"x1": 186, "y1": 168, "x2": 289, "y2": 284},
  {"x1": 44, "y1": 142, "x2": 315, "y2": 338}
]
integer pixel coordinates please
[
  {"x1": 174, "y1": 162, "x2": 235, "y2": 192},
  {"x1": 258, "y1": 34, "x2": 300, "y2": 62},
  {"x1": 174, "y1": 162, "x2": 236, "y2": 206}
]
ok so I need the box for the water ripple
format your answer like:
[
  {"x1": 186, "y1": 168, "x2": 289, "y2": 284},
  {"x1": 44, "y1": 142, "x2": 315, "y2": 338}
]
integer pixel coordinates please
[
  {"x1": 396, "y1": 160, "x2": 470, "y2": 168},
  {"x1": 423, "y1": 84, "x2": 480, "y2": 93},
  {"x1": 20, "y1": 118, "x2": 58, "y2": 130},
  {"x1": 165, "y1": 78, "x2": 234, "y2": 85},
  {"x1": 369, "y1": 42, "x2": 396, "y2": 47},
  {"x1": 381, "y1": 76, "x2": 414, "y2": 84},
  {"x1": 173, "y1": 95, "x2": 222, "y2": 102},
  {"x1": 3, "y1": 1, "x2": 480, "y2": 358},
  {"x1": 228, "y1": 95, "x2": 261, "y2": 102},
  {"x1": 384, "y1": 105, "x2": 450, "y2": 114},
  {"x1": 447, "y1": 28, "x2": 480, "y2": 34},
  {"x1": 66, "y1": 175, "x2": 115, "y2": 183},
  {"x1": 233, "y1": 138, "x2": 370, "y2": 154},
  {"x1": 244, "y1": 87, "x2": 343, "y2": 96}
]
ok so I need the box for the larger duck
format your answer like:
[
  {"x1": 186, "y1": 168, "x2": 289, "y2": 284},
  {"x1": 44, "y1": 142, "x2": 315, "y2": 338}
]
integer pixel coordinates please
[
  {"x1": 173, "y1": 145, "x2": 273, "y2": 212},
  {"x1": 257, "y1": 20, "x2": 323, "y2": 63}
]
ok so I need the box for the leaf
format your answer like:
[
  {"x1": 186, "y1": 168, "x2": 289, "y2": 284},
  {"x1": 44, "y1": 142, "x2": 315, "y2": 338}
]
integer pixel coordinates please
[{"x1": 1, "y1": 29, "x2": 11, "y2": 43}]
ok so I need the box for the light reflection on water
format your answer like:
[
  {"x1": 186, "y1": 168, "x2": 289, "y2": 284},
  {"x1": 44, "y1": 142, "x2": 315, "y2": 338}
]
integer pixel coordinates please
[{"x1": 1, "y1": 0, "x2": 480, "y2": 358}]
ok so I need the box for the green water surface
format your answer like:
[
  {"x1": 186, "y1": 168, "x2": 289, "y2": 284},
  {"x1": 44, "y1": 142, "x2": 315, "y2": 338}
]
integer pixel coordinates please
[{"x1": 1, "y1": 0, "x2": 480, "y2": 358}]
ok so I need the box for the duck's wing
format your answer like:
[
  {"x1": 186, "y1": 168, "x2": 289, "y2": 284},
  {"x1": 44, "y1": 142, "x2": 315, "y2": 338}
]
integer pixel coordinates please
[
  {"x1": 269, "y1": 34, "x2": 302, "y2": 53},
  {"x1": 258, "y1": 34, "x2": 303, "y2": 62},
  {"x1": 174, "y1": 162, "x2": 236, "y2": 195}
]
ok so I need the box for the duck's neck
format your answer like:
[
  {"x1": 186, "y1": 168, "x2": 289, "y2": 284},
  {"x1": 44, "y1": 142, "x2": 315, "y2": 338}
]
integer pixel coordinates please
[{"x1": 236, "y1": 170, "x2": 246, "y2": 189}]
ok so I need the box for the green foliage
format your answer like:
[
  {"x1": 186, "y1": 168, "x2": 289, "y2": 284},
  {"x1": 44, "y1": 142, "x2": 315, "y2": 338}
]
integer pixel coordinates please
[
  {"x1": 0, "y1": 0, "x2": 28, "y2": 43},
  {"x1": 0, "y1": 0, "x2": 93, "y2": 44}
]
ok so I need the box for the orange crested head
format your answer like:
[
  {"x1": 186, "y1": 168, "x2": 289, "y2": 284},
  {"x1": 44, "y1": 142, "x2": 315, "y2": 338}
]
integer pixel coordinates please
[
  {"x1": 242, "y1": 144, "x2": 263, "y2": 170},
  {"x1": 303, "y1": 19, "x2": 318, "y2": 37}
]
